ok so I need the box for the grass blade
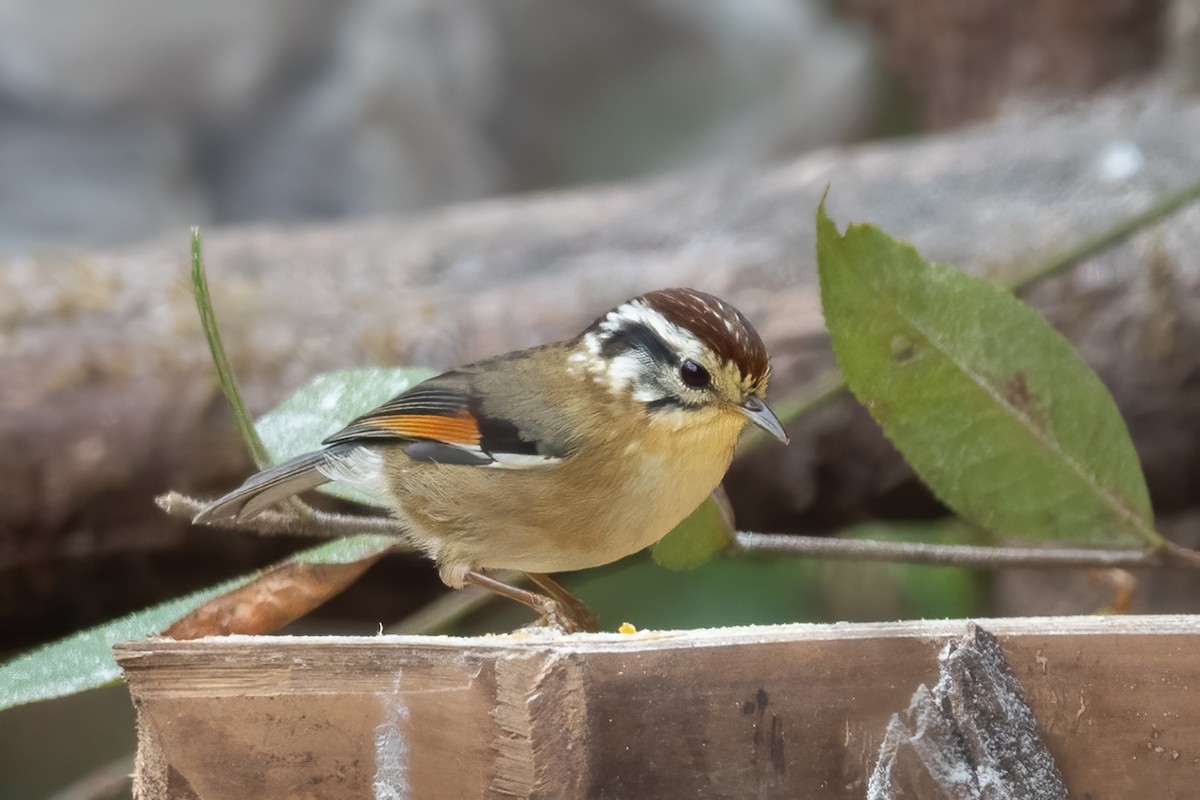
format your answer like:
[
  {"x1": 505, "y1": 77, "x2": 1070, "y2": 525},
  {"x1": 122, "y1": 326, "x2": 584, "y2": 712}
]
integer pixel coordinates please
[{"x1": 191, "y1": 227, "x2": 270, "y2": 468}]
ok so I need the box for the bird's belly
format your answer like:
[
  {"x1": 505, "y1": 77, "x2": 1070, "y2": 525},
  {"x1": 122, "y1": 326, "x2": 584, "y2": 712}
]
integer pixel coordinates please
[
  {"x1": 474, "y1": 476, "x2": 715, "y2": 573},
  {"x1": 389, "y1": 439, "x2": 734, "y2": 575}
]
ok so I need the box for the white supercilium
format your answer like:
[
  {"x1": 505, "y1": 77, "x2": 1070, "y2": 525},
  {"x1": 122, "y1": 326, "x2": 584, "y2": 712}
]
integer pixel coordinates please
[{"x1": 571, "y1": 299, "x2": 705, "y2": 402}]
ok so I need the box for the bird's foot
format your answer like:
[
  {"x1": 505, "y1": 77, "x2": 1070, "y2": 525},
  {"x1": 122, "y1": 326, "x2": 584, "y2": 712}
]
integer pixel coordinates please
[{"x1": 462, "y1": 570, "x2": 596, "y2": 633}]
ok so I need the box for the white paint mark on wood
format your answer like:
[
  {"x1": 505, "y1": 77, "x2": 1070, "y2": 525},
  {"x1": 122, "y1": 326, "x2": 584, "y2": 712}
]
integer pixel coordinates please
[{"x1": 374, "y1": 693, "x2": 412, "y2": 800}]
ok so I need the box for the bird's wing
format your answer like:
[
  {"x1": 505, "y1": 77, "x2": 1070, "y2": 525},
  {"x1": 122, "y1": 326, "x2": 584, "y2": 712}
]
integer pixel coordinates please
[{"x1": 323, "y1": 370, "x2": 571, "y2": 468}]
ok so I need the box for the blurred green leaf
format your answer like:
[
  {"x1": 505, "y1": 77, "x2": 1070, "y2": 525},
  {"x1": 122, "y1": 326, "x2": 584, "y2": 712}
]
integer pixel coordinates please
[
  {"x1": 817, "y1": 204, "x2": 1159, "y2": 548},
  {"x1": 0, "y1": 534, "x2": 395, "y2": 713},
  {"x1": 812, "y1": 522, "x2": 987, "y2": 621},
  {"x1": 256, "y1": 366, "x2": 435, "y2": 506},
  {"x1": 456, "y1": 554, "x2": 824, "y2": 635},
  {"x1": 651, "y1": 491, "x2": 735, "y2": 571}
]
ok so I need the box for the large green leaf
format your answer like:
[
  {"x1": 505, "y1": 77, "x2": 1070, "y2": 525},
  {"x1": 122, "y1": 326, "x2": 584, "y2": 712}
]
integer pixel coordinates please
[
  {"x1": 816, "y1": 204, "x2": 1159, "y2": 547},
  {"x1": 0, "y1": 576, "x2": 250, "y2": 712},
  {"x1": 0, "y1": 535, "x2": 394, "y2": 713},
  {"x1": 256, "y1": 366, "x2": 435, "y2": 506}
]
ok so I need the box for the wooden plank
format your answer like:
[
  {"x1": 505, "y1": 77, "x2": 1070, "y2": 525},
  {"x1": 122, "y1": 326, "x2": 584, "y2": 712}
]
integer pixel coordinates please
[{"x1": 116, "y1": 615, "x2": 1200, "y2": 799}]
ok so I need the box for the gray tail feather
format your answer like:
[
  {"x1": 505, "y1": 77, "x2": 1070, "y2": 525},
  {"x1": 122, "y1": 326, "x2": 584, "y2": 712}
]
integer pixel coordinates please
[{"x1": 193, "y1": 443, "x2": 356, "y2": 525}]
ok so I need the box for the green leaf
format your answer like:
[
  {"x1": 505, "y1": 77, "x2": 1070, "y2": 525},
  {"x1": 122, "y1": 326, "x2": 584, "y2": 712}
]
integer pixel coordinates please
[
  {"x1": 291, "y1": 534, "x2": 397, "y2": 564},
  {"x1": 0, "y1": 575, "x2": 249, "y2": 712},
  {"x1": 812, "y1": 522, "x2": 987, "y2": 621},
  {"x1": 0, "y1": 534, "x2": 394, "y2": 713},
  {"x1": 651, "y1": 491, "x2": 735, "y2": 571},
  {"x1": 256, "y1": 366, "x2": 435, "y2": 506},
  {"x1": 816, "y1": 204, "x2": 1159, "y2": 548}
]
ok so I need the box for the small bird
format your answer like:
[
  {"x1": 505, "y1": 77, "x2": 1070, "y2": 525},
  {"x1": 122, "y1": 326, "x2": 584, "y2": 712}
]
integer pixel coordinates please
[{"x1": 195, "y1": 288, "x2": 787, "y2": 629}]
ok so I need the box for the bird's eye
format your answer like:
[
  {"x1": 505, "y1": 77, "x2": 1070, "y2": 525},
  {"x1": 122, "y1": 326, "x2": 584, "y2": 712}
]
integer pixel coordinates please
[{"x1": 680, "y1": 359, "x2": 710, "y2": 389}]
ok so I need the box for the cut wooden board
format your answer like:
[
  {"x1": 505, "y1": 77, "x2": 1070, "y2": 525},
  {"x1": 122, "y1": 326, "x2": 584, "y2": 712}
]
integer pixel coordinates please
[{"x1": 117, "y1": 615, "x2": 1200, "y2": 799}]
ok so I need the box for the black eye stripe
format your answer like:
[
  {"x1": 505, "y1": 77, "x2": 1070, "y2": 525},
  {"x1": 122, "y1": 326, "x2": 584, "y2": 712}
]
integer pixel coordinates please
[
  {"x1": 596, "y1": 321, "x2": 714, "y2": 402},
  {"x1": 645, "y1": 395, "x2": 683, "y2": 410},
  {"x1": 598, "y1": 322, "x2": 676, "y2": 366}
]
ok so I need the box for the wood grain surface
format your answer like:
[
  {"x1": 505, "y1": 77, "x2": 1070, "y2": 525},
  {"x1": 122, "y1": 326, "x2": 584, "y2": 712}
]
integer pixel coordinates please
[{"x1": 117, "y1": 615, "x2": 1200, "y2": 798}]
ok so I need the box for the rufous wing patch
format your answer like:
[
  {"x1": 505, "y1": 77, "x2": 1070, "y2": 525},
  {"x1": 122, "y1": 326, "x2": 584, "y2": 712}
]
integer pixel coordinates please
[{"x1": 366, "y1": 411, "x2": 482, "y2": 446}]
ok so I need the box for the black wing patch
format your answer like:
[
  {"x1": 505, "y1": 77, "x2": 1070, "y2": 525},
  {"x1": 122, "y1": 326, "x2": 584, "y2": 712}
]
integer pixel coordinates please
[
  {"x1": 322, "y1": 370, "x2": 567, "y2": 468},
  {"x1": 472, "y1": 411, "x2": 542, "y2": 457},
  {"x1": 400, "y1": 440, "x2": 494, "y2": 466}
]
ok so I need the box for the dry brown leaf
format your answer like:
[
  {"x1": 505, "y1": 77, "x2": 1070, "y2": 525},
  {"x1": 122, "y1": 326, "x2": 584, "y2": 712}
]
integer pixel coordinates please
[{"x1": 164, "y1": 555, "x2": 384, "y2": 639}]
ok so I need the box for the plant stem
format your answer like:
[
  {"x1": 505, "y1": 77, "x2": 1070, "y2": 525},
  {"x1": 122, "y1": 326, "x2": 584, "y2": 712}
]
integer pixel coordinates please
[
  {"x1": 159, "y1": 492, "x2": 407, "y2": 540},
  {"x1": 734, "y1": 532, "x2": 1184, "y2": 569},
  {"x1": 387, "y1": 585, "x2": 499, "y2": 634},
  {"x1": 388, "y1": 571, "x2": 528, "y2": 635},
  {"x1": 162, "y1": 491, "x2": 1200, "y2": 571},
  {"x1": 1006, "y1": 177, "x2": 1200, "y2": 293},
  {"x1": 46, "y1": 753, "x2": 134, "y2": 800},
  {"x1": 191, "y1": 227, "x2": 271, "y2": 469}
]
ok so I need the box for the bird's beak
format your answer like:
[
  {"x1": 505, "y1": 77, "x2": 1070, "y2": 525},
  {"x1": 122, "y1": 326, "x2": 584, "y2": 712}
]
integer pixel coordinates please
[{"x1": 740, "y1": 395, "x2": 789, "y2": 444}]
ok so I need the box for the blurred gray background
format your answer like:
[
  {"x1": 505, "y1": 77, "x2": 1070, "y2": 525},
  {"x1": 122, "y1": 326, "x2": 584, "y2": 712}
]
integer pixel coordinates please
[
  {"x1": 2, "y1": 0, "x2": 1182, "y2": 256},
  {"x1": 0, "y1": 0, "x2": 880, "y2": 255}
]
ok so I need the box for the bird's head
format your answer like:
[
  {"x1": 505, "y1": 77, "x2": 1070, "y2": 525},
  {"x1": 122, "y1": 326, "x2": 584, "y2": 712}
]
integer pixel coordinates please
[{"x1": 574, "y1": 287, "x2": 787, "y2": 443}]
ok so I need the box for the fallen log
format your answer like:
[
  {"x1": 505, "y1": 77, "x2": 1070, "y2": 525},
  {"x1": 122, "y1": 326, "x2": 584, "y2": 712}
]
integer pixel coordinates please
[{"x1": 5, "y1": 91, "x2": 1200, "y2": 638}]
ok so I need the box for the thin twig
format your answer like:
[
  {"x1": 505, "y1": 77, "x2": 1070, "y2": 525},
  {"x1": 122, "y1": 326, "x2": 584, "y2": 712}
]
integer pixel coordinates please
[
  {"x1": 1161, "y1": 540, "x2": 1200, "y2": 568},
  {"x1": 164, "y1": 491, "x2": 1200, "y2": 571},
  {"x1": 47, "y1": 753, "x2": 134, "y2": 800},
  {"x1": 168, "y1": 487, "x2": 539, "y2": 634},
  {"x1": 733, "y1": 532, "x2": 1198, "y2": 570},
  {"x1": 388, "y1": 571, "x2": 528, "y2": 635},
  {"x1": 388, "y1": 584, "x2": 499, "y2": 634},
  {"x1": 1006, "y1": 177, "x2": 1200, "y2": 294},
  {"x1": 158, "y1": 491, "x2": 410, "y2": 542}
]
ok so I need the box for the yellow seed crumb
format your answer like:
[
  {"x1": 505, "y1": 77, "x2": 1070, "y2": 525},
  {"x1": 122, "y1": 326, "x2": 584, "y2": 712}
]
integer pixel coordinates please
[{"x1": 618, "y1": 622, "x2": 637, "y2": 635}]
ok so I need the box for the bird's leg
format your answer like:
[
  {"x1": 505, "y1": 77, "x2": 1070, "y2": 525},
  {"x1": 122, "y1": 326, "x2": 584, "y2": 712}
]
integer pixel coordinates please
[
  {"x1": 525, "y1": 572, "x2": 599, "y2": 633},
  {"x1": 462, "y1": 570, "x2": 588, "y2": 633}
]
